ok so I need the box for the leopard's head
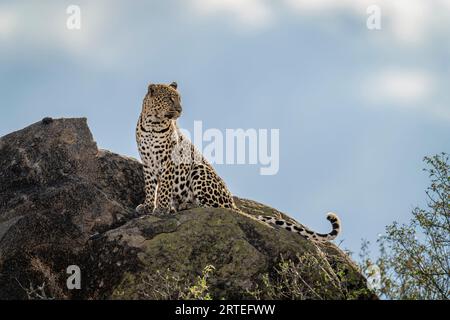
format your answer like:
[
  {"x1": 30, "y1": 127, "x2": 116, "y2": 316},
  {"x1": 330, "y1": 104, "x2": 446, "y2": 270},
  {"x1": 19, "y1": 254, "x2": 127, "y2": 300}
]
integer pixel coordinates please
[{"x1": 141, "y1": 82, "x2": 182, "y2": 121}]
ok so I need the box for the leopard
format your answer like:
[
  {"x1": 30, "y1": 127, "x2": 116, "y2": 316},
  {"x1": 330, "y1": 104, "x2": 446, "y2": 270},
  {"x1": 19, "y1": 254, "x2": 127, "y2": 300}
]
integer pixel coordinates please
[{"x1": 135, "y1": 82, "x2": 341, "y2": 242}]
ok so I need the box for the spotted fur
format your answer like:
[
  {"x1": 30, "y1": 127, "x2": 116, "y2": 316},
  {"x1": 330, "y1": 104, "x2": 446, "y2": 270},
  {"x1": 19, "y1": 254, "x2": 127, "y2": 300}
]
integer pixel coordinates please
[
  {"x1": 135, "y1": 82, "x2": 341, "y2": 242},
  {"x1": 258, "y1": 212, "x2": 341, "y2": 241}
]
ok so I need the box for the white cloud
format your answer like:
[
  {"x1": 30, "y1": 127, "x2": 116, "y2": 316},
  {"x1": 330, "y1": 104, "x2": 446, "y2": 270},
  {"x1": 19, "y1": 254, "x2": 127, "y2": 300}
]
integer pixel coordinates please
[
  {"x1": 185, "y1": 0, "x2": 450, "y2": 45},
  {"x1": 0, "y1": 7, "x2": 18, "y2": 39},
  {"x1": 362, "y1": 69, "x2": 450, "y2": 123},
  {"x1": 365, "y1": 69, "x2": 434, "y2": 105},
  {"x1": 0, "y1": 2, "x2": 121, "y2": 69},
  {"x1": 283, "y1": 0, "x2": 450, "y2": 121},
  {"x1": 285, "y1": 0, "x2": 359, "y2": 12},
  {"x1": 388, "y1": 0, "x2": 431, "y2": 45},
  {"x1": 190, "y1": 0, "x2": 273, "y2": 29},
  {"x1": 285, "y1": 0, "x2": 448, "y2": 46}
]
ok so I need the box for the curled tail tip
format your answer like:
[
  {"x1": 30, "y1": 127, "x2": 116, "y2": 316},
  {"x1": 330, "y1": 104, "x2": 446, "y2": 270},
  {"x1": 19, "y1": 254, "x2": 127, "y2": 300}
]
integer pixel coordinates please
[
  {"x1": 326, "y1": 212, "x2": 339, "y2": 222},
  {"x1": 325, "y1": 211, "x2": 341, "y2": 240}
]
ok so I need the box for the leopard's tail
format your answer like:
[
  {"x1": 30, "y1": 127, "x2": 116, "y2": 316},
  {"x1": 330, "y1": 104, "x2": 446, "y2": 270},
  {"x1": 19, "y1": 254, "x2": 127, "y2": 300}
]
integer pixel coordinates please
[{"x1": 257, "y1": 212, "x2": 341, "y2": 242}]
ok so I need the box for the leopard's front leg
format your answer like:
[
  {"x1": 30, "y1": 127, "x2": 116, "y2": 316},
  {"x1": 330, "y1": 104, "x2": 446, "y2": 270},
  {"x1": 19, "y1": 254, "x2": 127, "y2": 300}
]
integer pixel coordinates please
[
  {"x1": 136, "y1": 164, "x2": 158, "y2": 215},
  {"x1": 153, "y1": 163, "x2": 176, "y2": 216}
]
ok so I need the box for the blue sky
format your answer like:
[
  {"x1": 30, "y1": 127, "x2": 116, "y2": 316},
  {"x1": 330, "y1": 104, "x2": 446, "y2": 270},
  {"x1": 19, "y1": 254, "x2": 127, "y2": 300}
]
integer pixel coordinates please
[{"x1": 1, "y1": 0, "x2": 449, "y2": 255}]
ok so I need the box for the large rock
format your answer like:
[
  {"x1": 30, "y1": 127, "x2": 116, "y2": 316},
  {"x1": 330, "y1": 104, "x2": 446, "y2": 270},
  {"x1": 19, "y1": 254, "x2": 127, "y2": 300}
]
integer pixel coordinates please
[{"x1": 0, "y1": 118, "x2": 375, "y2": 300}]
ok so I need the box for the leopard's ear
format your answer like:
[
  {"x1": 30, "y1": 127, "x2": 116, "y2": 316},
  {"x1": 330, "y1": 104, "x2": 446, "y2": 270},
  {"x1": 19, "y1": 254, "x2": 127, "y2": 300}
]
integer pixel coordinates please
[
  {"x1": 169, "y1": 82, "x2": 178, "y2": 90},
  {"x1": 148, "y1": 84, "x2": 157, "y2": 95}
]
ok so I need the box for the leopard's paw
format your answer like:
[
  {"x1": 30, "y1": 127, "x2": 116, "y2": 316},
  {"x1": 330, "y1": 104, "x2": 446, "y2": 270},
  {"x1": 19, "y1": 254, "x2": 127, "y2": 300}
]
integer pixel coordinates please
[
  {"x1": 177, "y1": 202, "x2": 196, "y2": 211},
  {"x1": 153, "y1": 206, "x2": 176, "y2": 216},
  {"x1": 136, "y1": 203, "x2": 154, "y2": 215}
]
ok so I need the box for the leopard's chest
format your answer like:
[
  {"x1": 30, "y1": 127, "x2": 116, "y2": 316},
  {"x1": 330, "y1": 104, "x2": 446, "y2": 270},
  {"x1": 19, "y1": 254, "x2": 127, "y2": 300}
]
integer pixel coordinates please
[{"x1": 138, "y1": 131, "x2": 176, "y2": 168}]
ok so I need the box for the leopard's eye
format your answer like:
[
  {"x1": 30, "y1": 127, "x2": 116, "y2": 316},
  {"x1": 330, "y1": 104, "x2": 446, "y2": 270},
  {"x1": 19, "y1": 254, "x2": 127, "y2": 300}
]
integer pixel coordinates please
[{"x1": 170, "y1": 97, "x2": 175, "y2": 103}]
